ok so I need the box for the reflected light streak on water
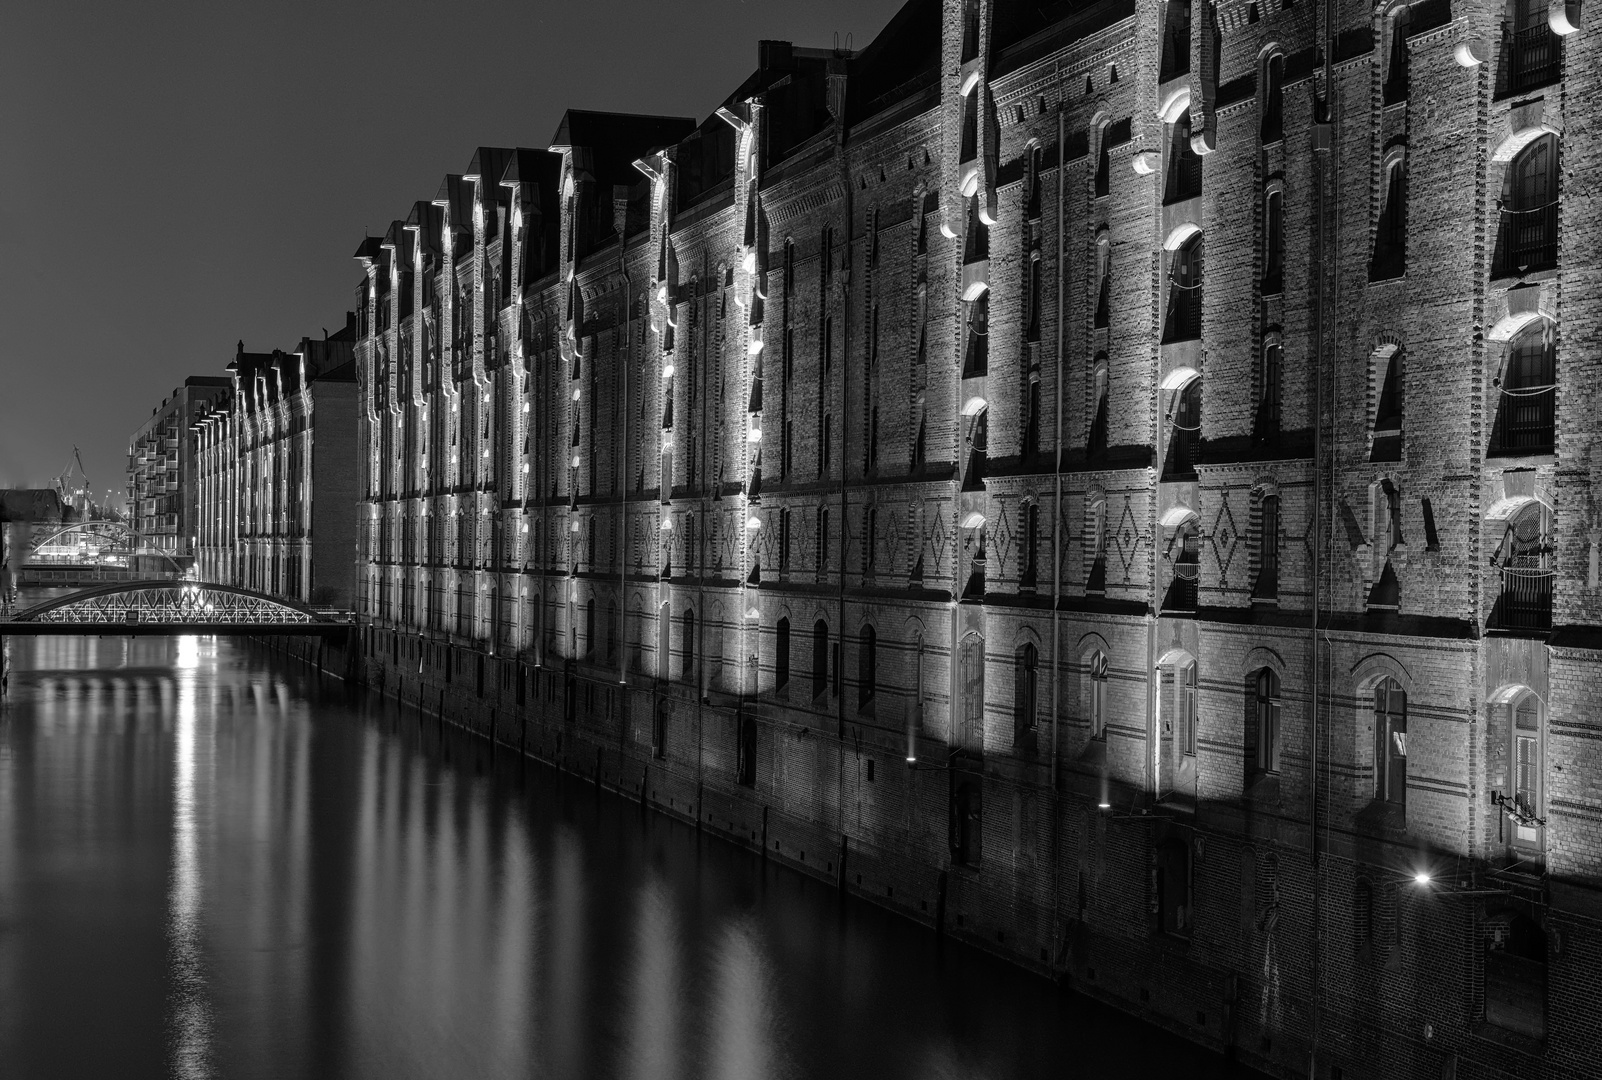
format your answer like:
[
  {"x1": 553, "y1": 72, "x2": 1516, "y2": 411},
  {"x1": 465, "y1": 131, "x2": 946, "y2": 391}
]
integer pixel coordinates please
[{"x1": 167, "y1": 635, "x2": 213, "y2": 1079}]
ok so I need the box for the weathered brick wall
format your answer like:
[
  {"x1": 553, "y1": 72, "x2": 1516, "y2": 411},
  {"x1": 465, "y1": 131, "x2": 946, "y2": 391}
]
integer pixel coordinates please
[{"x1": 318, "y1": 2, "x2": 1602, "y2": 1078}]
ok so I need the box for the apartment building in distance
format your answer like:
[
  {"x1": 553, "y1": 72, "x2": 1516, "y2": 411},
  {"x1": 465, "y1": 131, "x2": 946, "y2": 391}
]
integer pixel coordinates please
[
  {"x1": 193, "y1": 327, "x2": 360, "y2": 608},
  {"x1": 347, "y1": 1, "x2": 1600, "y2": 1076},
  {"x1": 126, "y1": 375, "x2": 231, "y2": 567}
]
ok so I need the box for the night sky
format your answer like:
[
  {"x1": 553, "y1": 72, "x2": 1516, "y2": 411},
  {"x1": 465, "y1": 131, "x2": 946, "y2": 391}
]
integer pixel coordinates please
[{"x1": 0, "y1": 0, "x2": 904, "y2": 504}]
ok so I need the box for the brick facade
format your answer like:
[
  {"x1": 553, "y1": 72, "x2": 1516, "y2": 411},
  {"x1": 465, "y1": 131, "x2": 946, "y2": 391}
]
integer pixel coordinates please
[{"x1": 340, "y1": 2, "x2": 1601, "y2": 1077}]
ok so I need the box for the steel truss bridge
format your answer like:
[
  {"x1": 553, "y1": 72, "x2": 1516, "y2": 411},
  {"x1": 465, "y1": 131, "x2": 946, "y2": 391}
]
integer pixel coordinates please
[{"x1": 0, "y1": 581, "x2": 355, "y2": 636}]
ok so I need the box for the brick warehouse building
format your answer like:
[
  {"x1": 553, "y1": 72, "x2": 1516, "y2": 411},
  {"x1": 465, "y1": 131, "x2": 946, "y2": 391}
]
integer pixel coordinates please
[
  {"x1": 343, "y1": 0, "x2": 1598, "y2": 1076},
  {"x1": 126, "y1": 375, "x2": 231, "y2": 567},
  {"x1": 194, "y1": 329, "x2": 360, "y2": 607}
]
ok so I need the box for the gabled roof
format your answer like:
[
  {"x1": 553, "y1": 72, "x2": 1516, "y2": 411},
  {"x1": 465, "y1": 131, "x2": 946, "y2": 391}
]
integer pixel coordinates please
[{"x1": 549, "y1": 110, "x2": 696, "y2": 185}]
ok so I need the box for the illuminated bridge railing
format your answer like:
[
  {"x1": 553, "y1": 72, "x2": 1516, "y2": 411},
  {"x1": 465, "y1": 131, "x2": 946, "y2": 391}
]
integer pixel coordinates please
[{"x1": 4, "y1": 582, "x2": 352, "y2": 630}]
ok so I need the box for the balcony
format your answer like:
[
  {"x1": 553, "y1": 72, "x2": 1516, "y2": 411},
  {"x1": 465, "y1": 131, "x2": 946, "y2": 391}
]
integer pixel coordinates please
[
  {"x1": 1496, "y1": 558, "x2": 1553, "y2": 634},
  {"x1": 1494, "y1": 202, "x2": 1557, "y2": 278},
  {"x1": 1504, "y1": 23, "x2": 1560, "y2": 95},
  {"x1": 1493, "y1": 387, "x2": 1555, "y2": 455}
]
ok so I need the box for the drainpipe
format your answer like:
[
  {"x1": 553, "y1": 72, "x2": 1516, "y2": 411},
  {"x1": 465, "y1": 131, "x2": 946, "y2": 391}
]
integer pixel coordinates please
[
  {"x1": 1051, "y1": 69, "x2": 1064, "y2": 793},
  {"x1": 616, "y1": 188, "x2": 631, "y2": 690},
  {"x1": 1049, "y1": 66, "x2": 1066, "y2": 976}
]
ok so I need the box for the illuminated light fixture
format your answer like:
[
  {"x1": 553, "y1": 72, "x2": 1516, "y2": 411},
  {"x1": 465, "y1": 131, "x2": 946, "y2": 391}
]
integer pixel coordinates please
[
  {"x1": 572, "y1": 388, "x2": 581, "y2": 401},
  {"x1": 521, "y1": 463, "x2": 529, "y2": 472},
  {"x1": 521, "y1": 523, "x2": 529, "y2": 533},
  {"x1": 662, "y1": 363, "x2": 675, "y2": 379},
  {"x1": 960, "y1": 511, "x2": 986, "y2": 529},
  {"x1": 747, "y1": 428, "x2": 762, "y2": 442},
  {"x1": 660, "y1": 518, "x2": 673, "y2": 531},
  {"x1": 1097, "y1": 801, "x2": 1112, "y2": 810},
  {"x1": 571, "y1": 453, "x2": 581, "y2": 468},
  {"x1": 656, "y1": 284, "x2": 668, "y2": 303},
  {"x1": 661, "y1": 437, "x2": 673, "y2": 450},
  {"x1": 570, "y1": 520, "x2": 581, "y2": 533},
  {"x1": 523, "y1": 402, "x2": 530, "y2": 413},
  {"x1": 745, "y1": 606, "x2": 760, "y2": 620},
  {"x1": 747, "y1": 339, "x2": 763, "y2": 355},
  {"x1": 961, "y1": 396, "x2": 989, "y2": 417},
  {"x1": 482, "y1": 449, "x2": 490, "y2": 458},
  {"x1": 745, "y1": 515, "x2": 762, "y2": 531},
  {"x1": 742, "y1": 250, "x2": 756, "y2": 273},
  {"x1": 1413, "y1": 871, "x2": 1432, "y2": 886}
]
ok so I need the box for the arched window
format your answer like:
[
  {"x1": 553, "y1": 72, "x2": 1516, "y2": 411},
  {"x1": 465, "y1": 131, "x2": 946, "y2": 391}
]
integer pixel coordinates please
[
  {"x1": 1014, "y1": 642, "x2": 1038, "y2": 747},
  {"x1": 1261, "y1": 53, "x2": 1284, "y2": 143},
  {"x1": 1026, "y1": 253, "x2": 1043, "y2": 342},
  {"x1": 1383, "y1": 5, "x2": 1412, "y2": 104},
  {"x1": 1024, "y1": 378, "x2": 1042, "y2": 457},
  {"x1": 865, "y1": 505, "x2": 878, "y2": 572},
  {"x1": 1178, "y1": 661, "x2": 1199, "y2": 756},
  {"x1": 606, "y1": 600, "x2": 619, "y2": 661},
  {"x1": 958, "y1": 633, "x2": 986, "y2": 756},
  {"x1": 1166, "y1": 376, "x2": 1203, "y2": 478},
  {"x1": 962, "y1": 293, "x2": 989, "y2": 378},
  {"x1": 1510, "y1": 692, "x2": 1545, "y2": 847},
  {"x1": 1263, "y1": 189, "x2": 1284, "y2": 293},
  {"x1": 1371, "y1": 158, "x2": 1407, "y2": 281},
  {"x1": 1497, "y1": 134, "x2": 1558, "y2": 275},
  {"x1": 1247, "y1": 668, "x2": 1281, "y2": 776},
  {"x1": 1022, "y1": 502, "x2": 1040, "y2": 589},
  {"x1": 1089, "y1": 354, "x2": 1110, "y2": 456},
  {"x1": 817, "y1": 506, "x2": 829, "y2": 573},
  {"x1": 1087, "y1": 494, "x2": 1108, "y2": 594},
  {"x1": 775, "y1": 617, "x2": 791, "y2": 692},
  {"x1": 1372, "y1": 346, "x2": 1404, "y2": 461},
  {"x1": 1168, "y1": 519, "x2": 1200, "y2": 610},
  {"x1": 681, "y1": 608, "x2": 696, "y2": 679},
  {"x1": 1094, "y1": 123, "x2": 1112, "y2": 199},
  {"x1": 1164, "y1": 235, "x2": 1203, "y2": 342},
  {"x1": 1495, "y1": 500, "x2": 1553, "y2": 632},
  {"x1": 1257, "y1": 342, "x2": 1283, "y2": 440},
  {"x1": 1027, "y1": 144, "x2": 1045, "y2": 220},
  {"x1": 778, "y1": 506, "x2": 792, "y2": 572},
  {"x1": 1255, "y1": 493, "x2": 1280, "y2": 599},
  {"x1": 585, "y1": 598, "x2": 596, "y2": 657},
  {"x1": 1166, "y1": 113, "x2": 1203, "y2": 204},
  {"x1": 1089, "y1": 651, "x2": 1109, "y2": 738},
  {"x1": 858, "y1": 624, "x2": 877, "y2": 712},
  {"x1": 1093, "y1": 232, "x2": 1111, "y2": 328},
  {"x1": 812, "y1": 619, "x2": 830, "y2": 698},
  {"x1": 1374, "y1": 677, "x2": 1407, "y2": 807},
  {"x1": 1496, "y1": 320, "x2": 1556, "y2": 452}
]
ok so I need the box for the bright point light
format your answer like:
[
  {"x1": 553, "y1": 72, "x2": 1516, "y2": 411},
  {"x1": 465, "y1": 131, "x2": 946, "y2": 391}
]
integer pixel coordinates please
[
  {"x1": 571, "y1": 454, "x2": 581, "y2": 467},
  {"x1": 662, "y1": 364, "x2": 675, "y2": 379},
  {"x1": 1097, "y1": 801, "x2": 1112, "y2": 810},
  {"x1": 747, "y1": 340, "x2": 764, "y2": 355},
  {"x1": 523, "y1": 403, "x2": 530, "y2": 413},
  {"x1": 745, "y1": 516, "x2": 761, "y2": 530},
  {"x1": 572, "y1": 388, "x2": 581, "y2": 401},
  {"x1": 1413, "y1": 871, "x2": 1432, "y2": 886},
  {"x1": 747, "y1": 429, "x2": 762, "y2": 442}
]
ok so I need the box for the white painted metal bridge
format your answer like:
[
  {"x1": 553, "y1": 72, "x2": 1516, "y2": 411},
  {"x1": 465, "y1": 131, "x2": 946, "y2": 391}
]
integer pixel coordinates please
[{"x1": 0, "y1": 581, "x2": 354, "y2": 636}]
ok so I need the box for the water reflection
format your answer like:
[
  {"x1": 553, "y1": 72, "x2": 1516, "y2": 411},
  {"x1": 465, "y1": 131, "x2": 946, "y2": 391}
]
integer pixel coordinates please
[
  {"x1": 0, "y1": 619, "x2": 1257, "y2": 1080},
  {"x1": 168, "y1": 636, "x2": 213, "y2": 1079}
]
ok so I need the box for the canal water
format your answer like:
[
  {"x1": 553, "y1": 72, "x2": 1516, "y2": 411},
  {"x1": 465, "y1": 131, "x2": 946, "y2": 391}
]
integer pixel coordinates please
[{"x1": 0, "y1": 618, "x2": 1256, "y2": 1080}]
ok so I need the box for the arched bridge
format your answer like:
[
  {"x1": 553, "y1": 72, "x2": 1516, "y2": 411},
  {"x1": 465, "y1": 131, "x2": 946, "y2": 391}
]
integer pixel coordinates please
[{"x1": 0, "y1": 581, "x2": 355, "y2": 636}]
